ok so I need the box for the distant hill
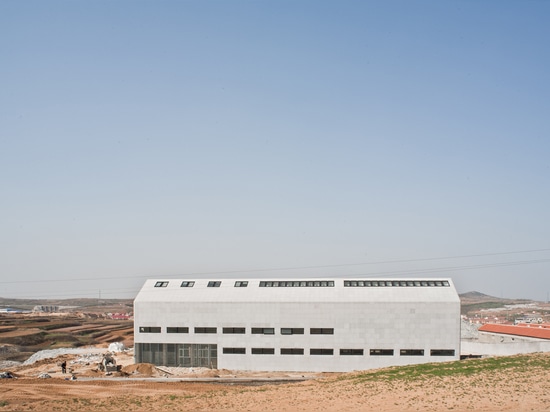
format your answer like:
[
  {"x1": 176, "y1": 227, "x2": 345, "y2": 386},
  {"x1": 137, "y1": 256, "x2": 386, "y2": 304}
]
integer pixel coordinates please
[
  {"x1": 460, "y1": 291, "x2": 496, "y2": 300},
  {"x1": 459, "y1": 291, "x2": 533, "y2": 315},
  {"x1": 0, "y1": 297, "x2": 133, "y2": 313}
]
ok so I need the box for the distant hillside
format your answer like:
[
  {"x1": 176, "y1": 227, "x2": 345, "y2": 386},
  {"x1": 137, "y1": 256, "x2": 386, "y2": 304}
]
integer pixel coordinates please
[
  {"x1": 459, "y1": 291, "x2": 533, "y2": 315},
  {"x1": 460, "y1": 291, "x2": 497, "y2": 300},
  {"x1": 0, "y1": 297, "x2": 133, "y2": 313}
]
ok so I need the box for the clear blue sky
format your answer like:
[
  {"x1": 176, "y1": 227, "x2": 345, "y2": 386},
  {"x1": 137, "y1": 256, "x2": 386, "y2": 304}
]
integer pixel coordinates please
[{"x1": 1, "y1": 1, "x2": 549, "y2": 300}]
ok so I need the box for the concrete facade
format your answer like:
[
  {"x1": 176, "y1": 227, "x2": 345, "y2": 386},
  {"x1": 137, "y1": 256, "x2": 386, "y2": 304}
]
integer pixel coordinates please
[{"x1": 133, "y1": 278, "x2": 461, "y2": 372}]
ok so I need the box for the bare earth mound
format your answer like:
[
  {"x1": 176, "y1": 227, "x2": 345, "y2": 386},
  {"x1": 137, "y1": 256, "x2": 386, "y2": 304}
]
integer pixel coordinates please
[{"x1": 122, "y1": 362, "x2": 160, "y2": 377}]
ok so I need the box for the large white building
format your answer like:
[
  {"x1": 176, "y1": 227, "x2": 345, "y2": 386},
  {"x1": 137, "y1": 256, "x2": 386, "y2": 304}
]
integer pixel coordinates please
[{"x1": 133, "y1": 278, "x2": 460, "y2": 372}]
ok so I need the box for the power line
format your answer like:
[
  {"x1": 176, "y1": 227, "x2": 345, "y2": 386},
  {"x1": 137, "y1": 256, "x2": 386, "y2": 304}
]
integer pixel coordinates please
[
  {"x1": 1, "y1": 247, "x2": 549, "y2": 285},
  {"x1": 4, "y1": 287, "x2": 140, "y2": 300},
  {"x1": 348, "y1": 258, "x2": 550, "y2": 278},
  {"x1": 184, "y1": 248, "x2": 550, "y2": 276}
]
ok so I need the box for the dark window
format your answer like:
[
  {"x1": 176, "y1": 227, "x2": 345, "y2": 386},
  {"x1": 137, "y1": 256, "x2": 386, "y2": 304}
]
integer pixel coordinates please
[
  {"x1": 251, "y1": 348, "x2": 275, "y2": 355},
  {"x1": 167, "y1": 327, "x2": 189, "y2": 334},
  {"x1": 281, "y1": 348, "x2": 304, "y2": 355},
  {"x1": 340, "y1": 349, "x2": 364, "y2": 356},
  {"x1": 370, "y1": 349, "x2": 394, "y2": 356},
  {"x1": 222, "y1": 327, "x2": 246, "y2": 334},
  {"x1": 139, "y1": 326, "x2": 161, "y2": 333},
  {"x1": 344, "y1": 280, "x2": 451, "y2": 287},
  {"x1": 430, "y1": 349, "x2": 455, "y2": 356},
  {"x1": 195, "y1": 327, "x2": 217, "y2": 334},
  {"x1": 259, "y1": 280, "x2": 334, "y2": 287},
  {"x1": 223, "y1": 347, "x2": 246, "y2": 354},
  {"x1": 281, "y1": 328, "x2": 304, "y2": 335},
  {"x1": 310, "y1": 328, "x2": 334, "y2": 335},
  {"x1": 180, "y1": 281, "x2": 195, "y2": 287},
  {"x1": 310, "y1": 348, "x2": 333, "y2": 355},
  {"x1": 251, "y1": 328, "x2": 275, "y2": 335},
  {"x1": 400, "y1": 349, "x2": 424, "y2": 356},
  {"x1": 234, "y1": 281, "x2": 248, "y2": 287},
  {"x1": 207, "y1": 281, "x2": 221, "y2": 287},
  {"x1": 154, "y1": 281, "x2": 169, "y2": 287}
]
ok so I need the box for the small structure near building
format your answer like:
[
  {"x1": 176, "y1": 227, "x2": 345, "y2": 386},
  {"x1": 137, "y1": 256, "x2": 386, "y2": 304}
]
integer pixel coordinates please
[
  {"x1": 461, "y1": 322, "x2": 550, "y2": 357},
  {"x1": 33, "y1": 305, "x2": 59, "y2": 313}
]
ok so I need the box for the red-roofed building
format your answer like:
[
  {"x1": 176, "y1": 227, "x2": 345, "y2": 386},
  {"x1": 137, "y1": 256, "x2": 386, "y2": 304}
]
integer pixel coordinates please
[{"x1": 478, "y1": 323, "x2": 550, "y2": 340}]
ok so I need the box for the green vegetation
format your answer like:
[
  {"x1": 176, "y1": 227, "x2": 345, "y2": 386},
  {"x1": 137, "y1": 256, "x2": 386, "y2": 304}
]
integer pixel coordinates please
[
  {"x1": 90, "y1": 330, "x2": 109, "y2": 339},
  {"x1": 342, "y1": 354, "x2": 550, "y2": 383},
  {"x1": 40, "y1": 322, "x2": 81, "y2": 331},
  {"x1": 460, "y1": 301, "x2": 506, "y2": 315}
]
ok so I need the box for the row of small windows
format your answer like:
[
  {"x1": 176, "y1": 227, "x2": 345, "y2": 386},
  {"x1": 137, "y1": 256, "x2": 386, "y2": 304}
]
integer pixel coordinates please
[
  {"x1": 161, "y1": 280, "x2": 335, "y2": 288},
  {"x1": 155, "y1": 281, "x2": 247, "y2": 288},
  {"x1": 222, "y1": 348, "x2": 456, "y2": 357},
  {"x1": 140, "y1": 327, "x2": 334, "y2": 335},
  {"x1": 155, "y1": 280, "x2": 450, "y2": 288},
  {"x1": 344, "y1": 280, "x2": 450, "y2": 287},
  {"x1": 259, "y1": 280, "x2": 334, "y2": 287}
]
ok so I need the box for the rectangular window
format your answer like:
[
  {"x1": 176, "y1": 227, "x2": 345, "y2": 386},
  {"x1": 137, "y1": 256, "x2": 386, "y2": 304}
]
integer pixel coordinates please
[
  {"x1": 340, "y1": 349, "x2": 364, "y2": 356},
  {"x1": 259, "y1": 280, "x2": 334, "y2": 287},
  {"x1": 139, "y1": 326, "x2": 161, "y2": 333},
  {"x1": 310, "y1": 348, "x2": 334, "y2": 355},
  {"x1": 195, "y1": 327, "x2": 217, "y2": 334},
  {"x1": 251, "y1": 348, "x2": 275, "y2": 355},
  {"x1": 400, "y1": 349, "x2": 424, "y2": 356},
  {"x1": 223, "y1": 347, "x2": 246, "y2": 354},
  {"x1": 180, "y1": 281, "x2": 195, "y2": 287},
  {"x1": 154, "y1": 281, "x2": 169, "y2": 287},
  {"x1": 344, "y1": 280, "x2": 450, "y2": 287},
  {"x1": 281, "y1": 348, "x2": 304, "y2": 355},
  {"x1": 222, "y1": 327, "x2": 246, "y2": 334},
  {"x1": 234, "y1": 281, "x2": 248, "y2": 287},
  {"x1": 310, "y1": 328, "x2": 334, "y2": 335},
  {"x1": 430, "y1": 349, "x2": 455, "y2": 356},
  {"x1": 251, "y1": 327, "x2": 275, "y2": 335},
  {"x1": 207, "y1": 281, "x2": 221, "y2": 287},
  {"x1": 370, "y1": 349, "x2": 394, "y2": 356},
  {"x1": 281, "y1": 328, "x2": 304, "y2": 335},
  {"x1": 167, "y1": 327, "x2": 189, "y2": 334}
]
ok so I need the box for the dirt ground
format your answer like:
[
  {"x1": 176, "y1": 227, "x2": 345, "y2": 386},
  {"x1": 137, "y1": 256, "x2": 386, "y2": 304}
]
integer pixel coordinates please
[{"x1": 2, "y1": 351, "x2": 550, "y2": 411}]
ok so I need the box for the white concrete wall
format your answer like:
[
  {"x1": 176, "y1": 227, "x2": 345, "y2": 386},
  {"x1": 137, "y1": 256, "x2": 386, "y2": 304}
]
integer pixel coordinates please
[
  {"x1": 134, "y1": 293, "x2": 460, "y2": 372},
  {"x1": 461, "y1": 340, "x2": 550, "y2": 357}
]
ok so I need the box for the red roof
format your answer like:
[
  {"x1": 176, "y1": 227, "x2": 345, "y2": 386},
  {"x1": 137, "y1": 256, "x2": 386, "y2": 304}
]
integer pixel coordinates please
[{"x1": 479, "y1": 323, "x2": 550, "y2": 340}]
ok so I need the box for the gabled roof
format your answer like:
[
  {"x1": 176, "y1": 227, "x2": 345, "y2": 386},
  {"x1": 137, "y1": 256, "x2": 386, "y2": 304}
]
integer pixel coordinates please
[
  {"x1": 134, "y1": 278, "x2": 460, "y2": 304},
  {"x1": 478, "y1": 323, "x2": 550, "y2": 340}
]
